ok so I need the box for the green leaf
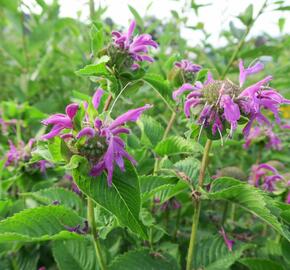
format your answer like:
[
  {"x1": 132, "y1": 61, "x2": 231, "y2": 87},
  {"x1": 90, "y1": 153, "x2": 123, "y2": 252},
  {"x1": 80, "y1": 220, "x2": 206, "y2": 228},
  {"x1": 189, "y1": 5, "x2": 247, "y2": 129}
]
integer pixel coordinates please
[
  {"x1": 90, "y1": 22, "x2": 104, "y2": 54},
  {"x1": 275, "y1": 6, "x2": 290, "y2": 11},
  {"x1": 75, "y1": 56, "x2": 110, "y2": 77},
  {"x1": 137, "y1": 115, "x2": 165, "y2": 147},
  {"x1": 239, "y1": 258, "x2": 285, "y2": 270},
  {"x1": 194, "y1": 235, "x2": 253, "y2": 270},
  {"x1": 139, "y1": 175, "x2": 178, "y2": 201},
  {"x1": 14, "y1": 246, "x2": 40, "y2": 270},
  {"x1": 281, "y1": 238, "x2": 290, "y2": 263},
  {"x1": 32, "y1": 138, "x2": 64, "y2": 163},
  {"x1": 128, "y1": 5, "x2": 144, "y2": 29},
  {"x1": 109, "y1": 248, "x2": 179, "y2": 270},
  {"x1": 52, "y1": 239, "x2": 97, "y2": 270},
  {"x1": 205, "y1": 178, "x2": 290, "y2": 241},
  {"x1": 278, "y1": 17, "x2": 286, "y2": 32},
  {"x1": 155, "y1": 180, "x2": 188, "y2": 204},
  {"x1": 71, "y1": 155, "x2": 147, "y2": 239},
  {"x1": 143, "y1": 74, "x2": 172, "y2": 101},
  {"x1": 155, "y1": 136, "x2": 202, "y2": 156},
  {"x1": 22, "y1": 187, "x2": 82, "y2": 211},
  {"x1": 0, "y1": 206, "x2": 84, "y2": 243},
  {"x1": 173, "y1": 157, "x2": 201, "y2": 185},
  {"x1": 238, "y1": 4, "x2": 253, "y2": 26}
]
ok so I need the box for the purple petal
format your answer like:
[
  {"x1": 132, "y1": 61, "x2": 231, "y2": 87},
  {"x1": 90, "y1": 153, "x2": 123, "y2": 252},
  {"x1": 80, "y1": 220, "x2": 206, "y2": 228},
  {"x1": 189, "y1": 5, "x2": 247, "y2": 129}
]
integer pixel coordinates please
[
  {"x1": 239, "y1": 59, "x2": 264, "y2": 87},
  {"x1": 109, "y1": 104, "x2": 152, "y2": 130},
  {"x1": 204, "y1": 72, "x2": 214, "y2": 85},
  {"x1": 220, "y1": 95, "x2": 240, "y2": 133},
  {"x1": 76, "y1": 127, "x2": 96, "y2": 139},
  {"x1": 172, "y1": 83, "x2": 195, "y2": 101},
  {"x1": 66, "y1": 103, "x2": 79, "y2": 119},
  {"x1": 41, "y1": 125, "x2": 64, "y2": 140},
  {"x1": 92, "y1": 88, "x2": 104, "y2": 110},
  {"x1": 127, "y1": 20, "x2": 136, "y2": 42}
]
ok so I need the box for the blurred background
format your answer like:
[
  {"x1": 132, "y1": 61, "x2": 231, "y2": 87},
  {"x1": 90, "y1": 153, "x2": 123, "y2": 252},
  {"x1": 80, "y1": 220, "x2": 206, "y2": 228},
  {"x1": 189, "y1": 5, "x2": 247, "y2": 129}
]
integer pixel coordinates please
[{"x1": 1, "y1": 0, "x2": 290, "y2": 114}]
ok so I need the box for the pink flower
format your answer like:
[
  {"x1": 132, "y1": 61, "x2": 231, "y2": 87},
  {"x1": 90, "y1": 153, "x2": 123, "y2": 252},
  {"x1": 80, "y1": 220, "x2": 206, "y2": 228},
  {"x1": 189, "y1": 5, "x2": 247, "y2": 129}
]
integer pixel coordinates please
[
  {"x1": 244, "y1": 126, "x2": 282, "y2": 150},
  {"x1": 175, "y1": 59, "x2": 201, "y2": 73},
  {"x1": 112, "y1": 20, "x2": 158, "y2": 69},
  {"x1": 41, "y1": 88, "x2": 152, "y2": 187},
  {"x1": 41, "y1": 103, "x2": 78, "y2": 140},
  {"x1": 172, "y1": 59, "x2": 290, "y2": 140},
  {"x1": 249, "y1": 163, "x2": 283, "y2": 192}
]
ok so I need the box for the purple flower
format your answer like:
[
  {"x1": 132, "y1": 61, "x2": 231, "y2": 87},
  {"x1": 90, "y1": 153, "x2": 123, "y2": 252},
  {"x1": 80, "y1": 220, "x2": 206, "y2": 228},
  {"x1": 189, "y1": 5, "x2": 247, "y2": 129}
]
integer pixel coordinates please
[
  {"x1": 33, "y1": 159, "x2": 53, "y2": 174},
  {"x1": 249, "y1": 163, "x2": 283, "y2": 192},
  {"x1": 239, "y1": 60, "x2": 264, "y2": 87},
  {"x1": 89, "y1": 102, "x2": 152, "y2": 186},
  {"x1": 112, "y1": 20, "x2": 158, "y2": 69},
  {"x1": 5, "y1": 140, "x2": 22, "y2": 167},
  {"x1": 173, "y1": 59, "x2": 290, "y2": 140},
  {"x1": 244, "y1": 126, "x2": 282, "y2": 150},
  {"x1": 41, "y1": 88, "x2": 152, "y2": 187},
  {"x1": 41, "y1": 103, "x2": 79, "y2": 140},
  {"x1": 175, "y1": 60, "x2": 201, "y2": 73},
  {"x1": 219, "y1": 227, "x2": 234, "y2": 251}
]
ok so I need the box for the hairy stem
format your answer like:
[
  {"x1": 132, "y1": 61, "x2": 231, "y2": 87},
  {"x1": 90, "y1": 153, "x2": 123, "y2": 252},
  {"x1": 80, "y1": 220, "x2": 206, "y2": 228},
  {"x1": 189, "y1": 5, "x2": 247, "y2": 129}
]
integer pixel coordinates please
[
  {"x1": 87, "y1": 198, "x2": 107, "y2": 270},
  {"x1": 104, "y1": 94, "x2": 113, "y2": 112},
  {"x1": 186, "y1": 139, "x2": 212, "y2": 270}
]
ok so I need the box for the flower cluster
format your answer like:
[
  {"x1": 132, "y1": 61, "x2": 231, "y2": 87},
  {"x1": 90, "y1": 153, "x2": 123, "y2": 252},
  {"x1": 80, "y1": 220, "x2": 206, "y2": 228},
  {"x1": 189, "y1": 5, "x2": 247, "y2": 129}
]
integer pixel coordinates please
[
  {"x1": 110, "y1": 20, "x2": 158, "y2": 70},
  {"x1": 41, "y1": 89, "x2": 152, "y2": 186},
  {"x1": 249, "y1": 163, "x2": 284, "y2": 192},
  {"x1": 173, "y1": 59, "x2": 290, "y2": 139},
  {"x1": 243, "y1": 126, "x2": 282, "y2": 150},
  {"x1": 5, "y1": 139, "x2": 51, "y2": 173},
  {"x1": 175, "y1": 59, "x2": 201, "y2": 74}
]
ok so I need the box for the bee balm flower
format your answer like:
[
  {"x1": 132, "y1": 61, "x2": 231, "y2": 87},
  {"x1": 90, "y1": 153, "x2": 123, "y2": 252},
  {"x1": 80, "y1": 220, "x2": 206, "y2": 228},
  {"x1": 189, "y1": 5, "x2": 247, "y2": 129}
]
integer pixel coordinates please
[
  {"x1": 41, "y1": 89, "x2": 152, "y2": 186},
  {"x1": 173, "y1": 60, "x2": 290, "y2": 139},
  {"x1": 110, "y1": 20, "x2": 158, "y2": 70}
]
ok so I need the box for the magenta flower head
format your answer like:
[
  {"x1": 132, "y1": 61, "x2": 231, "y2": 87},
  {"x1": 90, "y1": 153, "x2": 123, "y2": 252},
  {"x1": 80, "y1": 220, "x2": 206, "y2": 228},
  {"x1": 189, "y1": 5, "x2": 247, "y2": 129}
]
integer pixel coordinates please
[
  {"x1": 249, "y1": 163, "x2": 284, "y2": 192},
  {"x1": 175, "y1": 60, "x2": 202, "y2": 74},
  {"x1": 5, "y1": 139, "x2": 52, "y2": 174},
  {"x1": 110, "y1": 20, "x2": 158, "y2": 70},
  {"x1": 41, "y1": 88, "x2": 152, "y2": 186},
  {"x1": 219, "y1": 227, "x2": 234, "y2": 252},
  {"x1": 243, "y1": 126, "x2": 282, "y2": 150},
  {"x1": 41, "y1": 103, "x2": 79, "y2": 140},
  {"x1": 169, "y1": 59, "x2": 202, "y2": 87},
  {"x1": 173, "y1": 59, "x2": 290, "y2": 140}
]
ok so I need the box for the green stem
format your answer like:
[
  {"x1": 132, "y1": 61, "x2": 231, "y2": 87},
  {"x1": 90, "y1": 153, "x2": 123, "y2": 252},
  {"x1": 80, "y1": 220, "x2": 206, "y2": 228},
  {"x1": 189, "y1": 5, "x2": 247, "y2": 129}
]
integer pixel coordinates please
[
  {"x1": 162, "y1": 111, "x2": 176, "y2": 140},
  {"x1": 154, "y1": 111, "x2": 177, "y2": 174},
  {"x1": 186, "y1": 139, "x2": 212, "y2": 270},
  {"x1": 221, "y1": 0, "x2": 268, "y2": 79},
  {"x1": 89, "y1": 0, "x2": 95, "y2": 21},
  {"x1": 87, "y1": 198, "x2": 107, "y2": 270}
]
